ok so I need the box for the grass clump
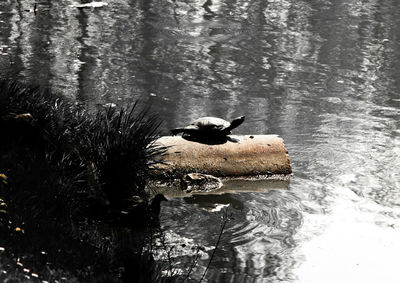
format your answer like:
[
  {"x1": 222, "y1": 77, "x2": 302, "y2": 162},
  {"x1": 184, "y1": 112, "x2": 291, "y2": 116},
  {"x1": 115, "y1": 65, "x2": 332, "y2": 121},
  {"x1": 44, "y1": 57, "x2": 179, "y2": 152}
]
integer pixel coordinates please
[{"x1": 0, "y1": 79, "x2": 165, "y2": 282}]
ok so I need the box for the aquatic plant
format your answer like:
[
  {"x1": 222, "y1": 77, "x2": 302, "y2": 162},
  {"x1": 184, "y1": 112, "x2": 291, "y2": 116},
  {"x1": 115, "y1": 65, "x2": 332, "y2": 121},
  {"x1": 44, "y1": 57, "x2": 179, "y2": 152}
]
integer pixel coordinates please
[
  {"x1": 0, "y1": 79, "x2": 165, "y2": 281},
  {"x1": 0, "y1": 79, "x2": 164, "y2": 220},
  {"x1": 87, "y1": 105, "x2": 163, "y2": 209}
]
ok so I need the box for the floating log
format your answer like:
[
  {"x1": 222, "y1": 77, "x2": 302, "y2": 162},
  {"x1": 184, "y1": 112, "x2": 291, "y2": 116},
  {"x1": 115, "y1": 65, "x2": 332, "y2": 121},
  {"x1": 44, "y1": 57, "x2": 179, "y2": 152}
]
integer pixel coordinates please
[{"x1": 153, "y1": 135, "x2": 292, "y2": 177}]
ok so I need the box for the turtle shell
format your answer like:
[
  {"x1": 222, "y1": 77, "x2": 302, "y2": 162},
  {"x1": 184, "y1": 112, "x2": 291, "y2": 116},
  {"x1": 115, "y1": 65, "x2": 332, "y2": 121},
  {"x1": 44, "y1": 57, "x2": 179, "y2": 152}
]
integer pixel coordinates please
[
  {"x1": 171, "y1": 115, "x2": 244, "y2": 136},
  {"x1": 184, "y1": 117, "x2": 231, "y2": 132}
]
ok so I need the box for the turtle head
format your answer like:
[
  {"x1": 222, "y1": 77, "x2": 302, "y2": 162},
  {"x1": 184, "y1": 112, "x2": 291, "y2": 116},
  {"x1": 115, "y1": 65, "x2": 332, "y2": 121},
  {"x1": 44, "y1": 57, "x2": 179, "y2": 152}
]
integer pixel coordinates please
[
  {"x1": 229, "y1": 116, "x2": 245, "y2": 130},
  {"x1": 153, "y1": 194, "x2": 168, "y2": 203},
  {"x1": 150, "y1": 194, "x2": 168, "y2": 216}
]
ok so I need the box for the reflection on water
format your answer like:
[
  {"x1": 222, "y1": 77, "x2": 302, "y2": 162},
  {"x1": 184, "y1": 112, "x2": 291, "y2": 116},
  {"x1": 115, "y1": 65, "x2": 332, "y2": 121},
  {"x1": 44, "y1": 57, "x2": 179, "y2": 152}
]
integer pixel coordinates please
[
  {"x1": 183, "y1": 193, "x2": 245, "y2": 211},
  {"x1": 1, "y1": 0, "x2": 400, "y2": 282}
]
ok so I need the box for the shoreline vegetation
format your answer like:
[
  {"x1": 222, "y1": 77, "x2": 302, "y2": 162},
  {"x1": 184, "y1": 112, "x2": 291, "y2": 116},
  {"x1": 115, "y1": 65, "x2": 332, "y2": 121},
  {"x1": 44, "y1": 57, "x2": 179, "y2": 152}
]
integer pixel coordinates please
[{"x1": 0, "y1": 79, "x2": 167, "y2": 282}]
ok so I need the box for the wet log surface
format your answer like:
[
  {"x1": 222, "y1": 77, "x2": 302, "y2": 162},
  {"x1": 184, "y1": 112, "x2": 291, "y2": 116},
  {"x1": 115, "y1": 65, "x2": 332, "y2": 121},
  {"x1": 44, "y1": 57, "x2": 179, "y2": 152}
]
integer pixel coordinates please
[{"x1": 154, "y1": 135, "x2": 292, "y2": 177}]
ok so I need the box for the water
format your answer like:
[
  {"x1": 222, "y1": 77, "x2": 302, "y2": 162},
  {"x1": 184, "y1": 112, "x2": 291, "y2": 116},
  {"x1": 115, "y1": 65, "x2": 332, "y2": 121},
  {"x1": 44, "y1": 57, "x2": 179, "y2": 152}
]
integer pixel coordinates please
[{"x1": 1, "y1": 0, "x2": 400, "y2": 282}]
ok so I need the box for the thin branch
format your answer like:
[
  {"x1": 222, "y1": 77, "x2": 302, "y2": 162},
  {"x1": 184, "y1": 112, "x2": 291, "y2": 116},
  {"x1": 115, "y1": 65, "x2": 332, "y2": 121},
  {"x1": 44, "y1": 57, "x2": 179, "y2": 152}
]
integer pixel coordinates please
[
  {"x1": 182, "y1": 246, "x2": 202, "y2": 282},
  {"x1": 159, "y1": 227, "x2": 176, "y2": 278},
  {"x1": 199, "y1": 207, "x2": 230, "y2": 282}
]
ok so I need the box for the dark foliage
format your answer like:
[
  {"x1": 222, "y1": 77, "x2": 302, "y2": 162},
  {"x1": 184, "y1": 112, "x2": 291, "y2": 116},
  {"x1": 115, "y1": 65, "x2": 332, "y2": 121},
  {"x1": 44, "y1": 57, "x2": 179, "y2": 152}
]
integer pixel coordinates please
[
  {"x1": 0, "y1": 79, "x2": 164, "y2": 222},
  {"x1": 0, "y1": 79, "x2": 165, "y2": 282},
  {"x1": 89, "y1": 106, "x2": 162, "y2": 209}
]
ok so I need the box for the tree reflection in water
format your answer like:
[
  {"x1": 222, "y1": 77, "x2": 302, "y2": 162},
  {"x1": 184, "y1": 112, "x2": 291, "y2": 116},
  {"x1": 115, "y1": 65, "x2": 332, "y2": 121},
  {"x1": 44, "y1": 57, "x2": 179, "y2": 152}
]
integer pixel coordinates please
[{"x1": 1, "y1": 0, "x2": 400, "y2": 282}]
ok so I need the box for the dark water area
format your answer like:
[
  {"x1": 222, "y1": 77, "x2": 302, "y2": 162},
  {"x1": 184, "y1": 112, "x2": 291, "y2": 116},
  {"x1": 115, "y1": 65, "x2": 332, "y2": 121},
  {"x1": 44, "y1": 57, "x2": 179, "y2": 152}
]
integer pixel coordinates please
[{"x1": 1, "y1": 0, "x2": 400, "y2": 282}]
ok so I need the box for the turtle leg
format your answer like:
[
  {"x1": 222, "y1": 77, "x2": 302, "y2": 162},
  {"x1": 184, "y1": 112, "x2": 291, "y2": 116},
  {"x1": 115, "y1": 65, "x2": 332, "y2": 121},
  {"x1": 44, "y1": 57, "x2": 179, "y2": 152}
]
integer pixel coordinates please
[
  {"x1": 171, "y1": 128, "x2": 184, "y2": 135},
  {"x1": 227, "y1": 136, "x2": 240, "y2": 143}
]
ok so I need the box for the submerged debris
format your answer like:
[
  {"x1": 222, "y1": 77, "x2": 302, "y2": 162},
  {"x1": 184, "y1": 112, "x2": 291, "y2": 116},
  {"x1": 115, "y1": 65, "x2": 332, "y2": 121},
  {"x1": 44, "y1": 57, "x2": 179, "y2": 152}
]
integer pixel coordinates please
[{"x1": 181, "y1": 173, "x2": 223, "y2": 192}]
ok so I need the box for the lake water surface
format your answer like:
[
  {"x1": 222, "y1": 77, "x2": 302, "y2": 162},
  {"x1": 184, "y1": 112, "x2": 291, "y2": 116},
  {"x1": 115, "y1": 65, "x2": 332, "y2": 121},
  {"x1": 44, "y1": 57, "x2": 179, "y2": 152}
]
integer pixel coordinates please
[{"x1": 1, "y1": 0, "x2": 400, "y2": 282}]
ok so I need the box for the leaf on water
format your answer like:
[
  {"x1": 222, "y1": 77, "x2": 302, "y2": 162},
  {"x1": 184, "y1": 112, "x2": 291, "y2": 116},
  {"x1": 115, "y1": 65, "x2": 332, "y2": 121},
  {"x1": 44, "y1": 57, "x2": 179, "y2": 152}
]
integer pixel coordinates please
[
  {"x1": 70, "y1": 2, "x2": 109, "y2": 8},
  {"x1": 0, "y1": 173, "x2": 8, "y2": 184}
]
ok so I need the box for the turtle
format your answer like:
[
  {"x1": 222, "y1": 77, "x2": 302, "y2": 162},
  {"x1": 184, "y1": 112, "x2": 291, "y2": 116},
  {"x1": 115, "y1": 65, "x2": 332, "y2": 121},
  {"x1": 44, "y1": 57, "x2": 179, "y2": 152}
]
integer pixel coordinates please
[{"x1": 171, "y1": 116, "x2": 245, "y2": 137}]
